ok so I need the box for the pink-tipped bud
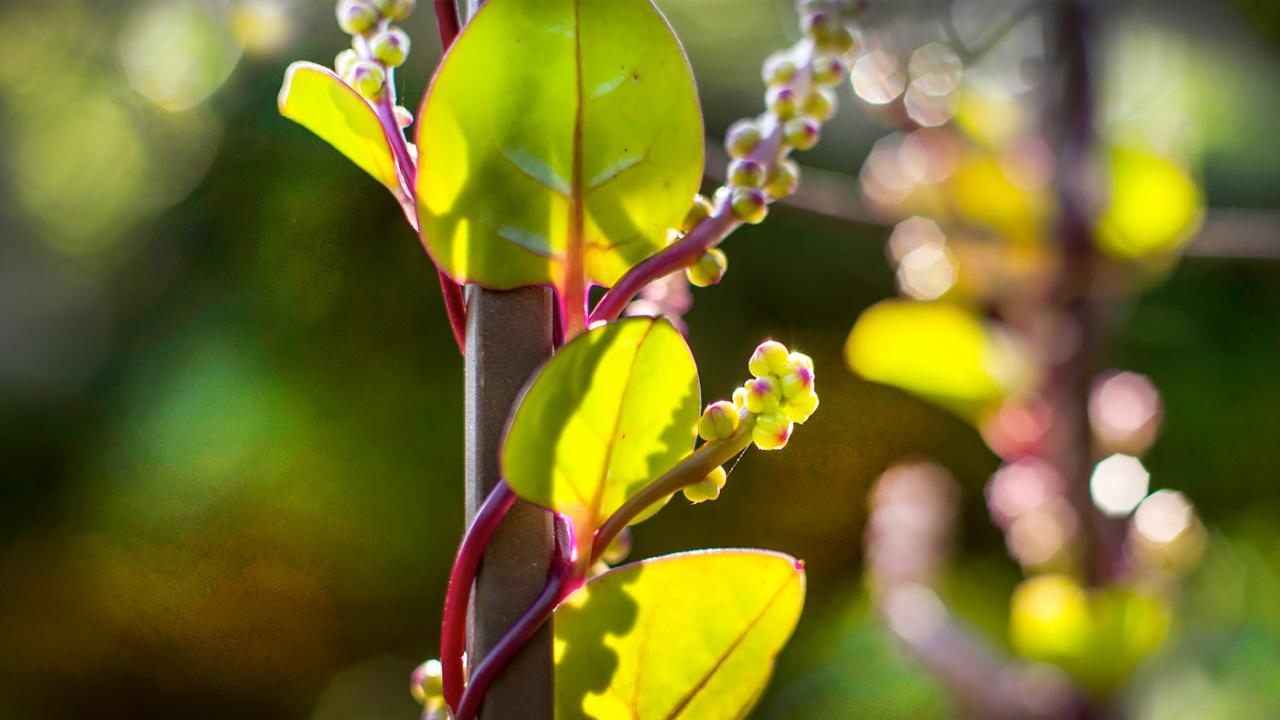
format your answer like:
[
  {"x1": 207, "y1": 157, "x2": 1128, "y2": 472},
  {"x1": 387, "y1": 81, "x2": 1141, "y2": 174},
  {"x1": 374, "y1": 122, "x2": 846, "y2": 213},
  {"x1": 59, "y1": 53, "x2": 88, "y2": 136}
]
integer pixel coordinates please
[
  {"x1": 699, "y1": 400, "x2": 741, "y2": 442},
  {"x1": 753, "y1": 411, "x2": 793, "y2": 450},
  {"x1": 749, "y1": 340, "x2": 791, "y2": 377},
  {"x1": 779, "y1": 364, "x2": 815, "y2": 399},
  {"x1": 744, "y1": 376, "x2": 782, "y2": 414}
]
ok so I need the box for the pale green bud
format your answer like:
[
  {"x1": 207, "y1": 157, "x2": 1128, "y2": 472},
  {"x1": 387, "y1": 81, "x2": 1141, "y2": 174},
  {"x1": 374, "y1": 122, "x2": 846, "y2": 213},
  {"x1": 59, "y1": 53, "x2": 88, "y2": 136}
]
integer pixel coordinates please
[
  {"x1": 762, "y1": 52, "x2": 798, "y2": 86},
  {"x1": 687, "y1": 248, "x2": 728, "y2": 288},
  {"x1": 744, "y1": 376, "x2": 781, "y2": 415},
  {"x1": 749, "y1": 340, "x2": 791, "y2": 377},
  {"x1": 346, "y1": 60, "x2": 386, "y2": 100},
  {"x1": 728, "y1": 158, "x2": 766, "y2": 188},
  {"x1": 811, "y1": 54, "x2": 848, "y2": 86},
  {"x1": 683, "y1": 466, "x2": 727, "y2": 504},
  {"x1": 376, "y1": 0, "x2": 417, "y2": 21},
  {"x1": 335, "y1": 48, "x2": 360, "y2": 78},
  {"x1": 784, "y1": 392, "x2": 819, "y2": 424},
  {"x1": 802, "y1": 10, "x2": 855, "y2": 54},
  {"x1": 730, "y1": 187, "x2": 768, "y2": 224},
  {"x1": 805, "y1": 86, "x2": 838, "y2": 122},
  {"x1": 765, "y1": 159, "x2": 800, "y2": 199},
  {"x1": 779, "y1": 363, "x2": 815, "y2": 399},
  {"x1": 336, "y1": 0, "x2": 379, "y2": 35},
  {"x1": 766, "y1": 85, "x2": 800, "y2": 120},
  {"x1": 753, "y1": 411, "x2": 793, "y2": 450},
  {"x1": 698, "y1": 400, "x2": 740, "y2": 441},
  {"x1": 682, "y1": 194, "x2": 714, "y2": 233},
  {"x1": 410, "y1": 659, "x2": 444, "y2": 707},
  {"x1": 732, "y1": 386, "x2": 749, "y2": 409},
  {"x1": 725, "y1": 119, "x2": 763, "y2": 159},
  {"x1": 783, "y1": 117, "x2": 821, "y2": 150},
  {"x1": 371, "y1": 27, "x2": 411, "y2": 68}
]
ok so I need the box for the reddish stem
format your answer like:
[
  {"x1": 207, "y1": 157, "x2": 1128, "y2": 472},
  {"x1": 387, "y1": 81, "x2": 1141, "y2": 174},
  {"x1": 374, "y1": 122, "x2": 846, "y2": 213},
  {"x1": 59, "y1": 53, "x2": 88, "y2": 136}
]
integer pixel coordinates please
[
  {"x1": 434, "y1": 0, "x2": 463, "y2": 47},
  {"x1": 589, "y1": 207, "x2": 739, "y2": 325},
  {"x1": 455, "y1": 539, "x2": 579, "y2": 720},
  {"x1": 440, "y1": 481, "x2": 517, "y2": 713}
]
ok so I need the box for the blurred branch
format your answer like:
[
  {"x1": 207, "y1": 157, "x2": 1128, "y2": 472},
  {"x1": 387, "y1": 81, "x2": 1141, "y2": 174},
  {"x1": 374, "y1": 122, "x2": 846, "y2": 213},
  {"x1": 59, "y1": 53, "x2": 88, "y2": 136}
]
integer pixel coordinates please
[{"x1": 707, "y1": 141, "x2": 1280, "y2": 261}]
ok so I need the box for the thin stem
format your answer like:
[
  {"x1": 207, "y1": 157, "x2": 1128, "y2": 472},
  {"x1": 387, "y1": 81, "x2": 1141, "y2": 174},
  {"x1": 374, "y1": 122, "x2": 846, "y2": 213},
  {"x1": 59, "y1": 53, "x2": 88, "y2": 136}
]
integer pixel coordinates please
[
  {"x1": 441, "y1": 482, "x2": 517, "y2": 713},
  {"x1": 588, "y1": 44, "x2": 810, "y2": 326},
  {"x1": 589, "y1": 206, "x2": 738, "y2": 325},
  {"x1": 591, "y1": 427, "x2": 754, "y2": 566},
  {"x1": 455, "y1": 564, "x2": 574, "y2": 720},
  {"x1": 434, "y1": 0, "x2": 462, "y2": 47}
]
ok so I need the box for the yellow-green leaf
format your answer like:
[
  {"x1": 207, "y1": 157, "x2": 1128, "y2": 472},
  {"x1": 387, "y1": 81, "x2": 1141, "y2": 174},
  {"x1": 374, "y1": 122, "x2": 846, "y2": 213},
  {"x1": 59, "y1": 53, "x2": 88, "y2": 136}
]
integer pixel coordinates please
[
  {"x1": 278, "y1": 61, "x2": 405, "y2": 198},
  {"x1": 845, "y1": 300, "x2": 1034, "y2": 421},
  {"x1": 555, "y1": 549, "x2": 806, "y2": 720},
  {"x1": 1010, "y1": 574, "x2": 1171, "y2": 693},
  {"x1": 415, "y1": 0, "x2": 704, "y2": 291},
  {"x1": 1096, "y1": 144, "x2": 1203, "y2": 260},
  {"x1": 503, "y1": 317, "x2": 698, "y2": 557}
]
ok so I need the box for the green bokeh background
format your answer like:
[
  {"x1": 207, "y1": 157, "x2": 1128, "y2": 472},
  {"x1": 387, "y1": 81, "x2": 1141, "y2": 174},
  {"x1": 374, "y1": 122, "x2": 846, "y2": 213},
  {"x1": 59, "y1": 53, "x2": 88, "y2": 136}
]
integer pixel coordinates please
[{"x1": 1, "y1": 1, "x2": 1278, "y2": 718}]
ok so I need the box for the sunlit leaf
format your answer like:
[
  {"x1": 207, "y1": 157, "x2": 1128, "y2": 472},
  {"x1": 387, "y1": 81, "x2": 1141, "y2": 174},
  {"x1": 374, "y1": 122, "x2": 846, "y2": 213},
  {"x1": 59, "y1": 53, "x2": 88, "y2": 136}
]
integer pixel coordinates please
[
  {"x1": 504, "y1": 317, "x2": 699, "y2": 555},
  {"x1": 845, "y1": 300, "x2": 1033, "y2": 421},
  {"x1": 1010, "y1": 574, "x2": 1171, "y2": 693},
  {"x1": 415, "y1": 0, "x2": 704, "y2": 291},
  {"x1": 555, "y1": 549, "x2": 806, "y2": 720},
  {"x1": 278, "y1": 61, "x2": 404, "y2": 198},
  {"x1": 1096, "y1": 145, "x2": 1203, "y2": 259}
]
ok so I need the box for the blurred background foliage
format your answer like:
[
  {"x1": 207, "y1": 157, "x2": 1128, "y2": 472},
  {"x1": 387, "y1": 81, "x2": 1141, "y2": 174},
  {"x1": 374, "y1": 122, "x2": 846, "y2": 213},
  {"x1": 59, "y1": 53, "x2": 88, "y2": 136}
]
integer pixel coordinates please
[{"x1": 1, "y1": 1, "x2": 1278, "y2": 718}]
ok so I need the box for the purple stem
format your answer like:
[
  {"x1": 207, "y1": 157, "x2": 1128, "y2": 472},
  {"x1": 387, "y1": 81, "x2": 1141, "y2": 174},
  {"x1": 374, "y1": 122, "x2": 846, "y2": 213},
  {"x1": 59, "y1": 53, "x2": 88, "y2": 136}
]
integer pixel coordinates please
[
  {"x1": 455, "y1": 529, "x2": 579, "y2": 720},
  {"x1": 587, "y1": 50, "x2": 802, "y2": 326},
  {"x1": 440, "y1": 481, "x2": 517, "y2": 713}
]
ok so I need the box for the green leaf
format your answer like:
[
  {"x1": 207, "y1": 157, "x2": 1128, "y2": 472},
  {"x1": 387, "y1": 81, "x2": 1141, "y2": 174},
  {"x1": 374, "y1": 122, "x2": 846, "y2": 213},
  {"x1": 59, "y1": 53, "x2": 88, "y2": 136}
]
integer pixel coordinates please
[
  {"x1": 278, "y1": 61, "x2": 405, "y2": 199},
  {"x1": 845, "y1": 299, "x2": 1035, "y2": 422},
  {"x1": 555, "y1": 549, "x2": 806, "y2": 720},
  {"x1": 503, "y1": 317, "x2": 699, "y2": 555},
  {"x1": 415, "y1": 0, "x2": 704, "y2": 291}
]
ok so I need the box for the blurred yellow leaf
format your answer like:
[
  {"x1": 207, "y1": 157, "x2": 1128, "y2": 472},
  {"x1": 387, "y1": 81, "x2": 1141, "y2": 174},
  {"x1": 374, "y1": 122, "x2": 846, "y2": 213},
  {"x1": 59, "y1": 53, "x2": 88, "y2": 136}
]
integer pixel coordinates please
[
  {"x1": 1010, "y1": 574, "x2": 1172, "y2": 693},
  {"x1": 844, "y1": 300, "x2": 1032, "y2": 421},
  {"x1": 1096, "y1": 145, "x2": 1204, "y2": 259}
]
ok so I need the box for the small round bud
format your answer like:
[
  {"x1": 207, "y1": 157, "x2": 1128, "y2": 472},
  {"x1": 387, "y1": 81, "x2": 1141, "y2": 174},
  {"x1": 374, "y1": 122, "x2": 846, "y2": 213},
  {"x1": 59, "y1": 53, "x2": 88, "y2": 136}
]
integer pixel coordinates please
[
  {"x1": 336, "y1": 0, "x2": 379, "y2": 35},
  {"x1": 375, "y1": 0, "x2": 417, "y2": 21},
  {"x1": 789, "y1": 351, "x2": 815, "y2": 370},
  {"x1": 698, "y1": 400, "x2": 740, "y2": 441},
  {"x1": 753, "y1": 411, "x2": 793, "y2": 450},
  {"x1": 765, "y1": 159, "x2": 800, "y2": 199},
  {"x1": 410, "y1": 659, "x2": 444, "y2": 707},
  {"x1": 394, "y1": 105, "x2": 414, "y2": 128},
  {"x1": 730, "y1": 187, "x2": 768, "y2": 224},
  {"x1": 783, "y1": 117, "x2": 821, "y2": 150},
  {"x1": 766, "y1": 85, "x2": 800, "y2": 120},
  {"x1": 802, "y1": 10, "x2": 855, "y2": 54},
  {"x1": 600, "y1": 528, "x2": 632, "y2": 565},
  {"x1": 346, "y1": 60, "x2": 386, "y2": 99},
  {"x1": 749, "y1": 340, "x2": 791, "y2": 377},
  {"x1": 779, "y1": 363, "x2": 815, "y2": 399},
  {"x1": 811, "y1": 54, "x2": 848, "y2": 86},
  {"x1": 744, "y1": 376, "x2": 782, "y2": 415},
  {"x1": 725, "y1": 119, "x2": 763, "y2": 159},
  {"x1": 805, "y1": 87, "x2": 838, "y2": 122},
  {"x1": 687, "y1": 248, "x2": 728, "y2": 288},
  {"x1": 683, "y1": 466, "x2": 727, "y2": 504},
  {"x1": 762, "y1": 52, "x2": 798, "y2": 86},
  {"x1": 727, "y1": 158, "x2": 766, "y2": 188},
  {"x1": 784, "y1": 392, "x2": 820, "y2": 424},
  {"x1": 335, "y1": 48, "x2": 360, "y2": 78},
  {"x1": 370, "y1": 27, "x2": 411, "y2": 68},
  {"x1": 682, "y1": 194, "x2": 714, "y2": 233},
  {"x1": 732, "y1": 386, "x2": 749, "y2": 409}
]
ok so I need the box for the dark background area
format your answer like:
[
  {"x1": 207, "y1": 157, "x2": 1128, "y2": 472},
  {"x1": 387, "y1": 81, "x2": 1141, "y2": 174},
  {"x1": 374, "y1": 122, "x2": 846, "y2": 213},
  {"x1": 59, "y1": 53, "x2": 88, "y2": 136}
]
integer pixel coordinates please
[{"x1": 1, "y1": 1, "x2": 1278, "y2": 718}]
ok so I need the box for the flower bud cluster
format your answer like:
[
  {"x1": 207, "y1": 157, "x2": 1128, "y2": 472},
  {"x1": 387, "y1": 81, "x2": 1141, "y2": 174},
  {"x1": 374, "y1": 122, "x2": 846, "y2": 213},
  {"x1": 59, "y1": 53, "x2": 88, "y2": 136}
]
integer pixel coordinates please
[
  {"x1": 333, "y1": 0, "x2": 415, "y2": 109},
  {"x1": 714, "y1": 0, "x2": 860, "y2": 228},
  {"x1": 737, "y1": 341, "x2": 818, "y2": 451}
]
